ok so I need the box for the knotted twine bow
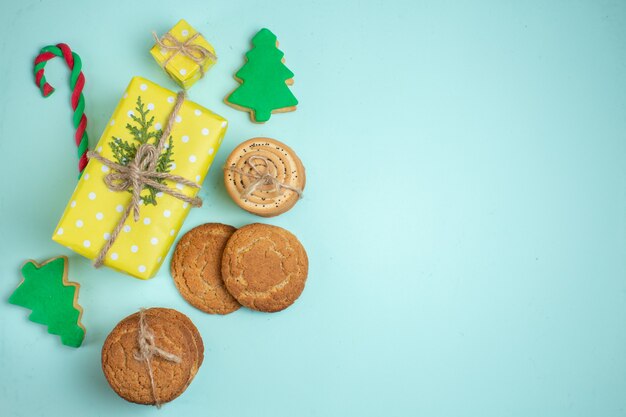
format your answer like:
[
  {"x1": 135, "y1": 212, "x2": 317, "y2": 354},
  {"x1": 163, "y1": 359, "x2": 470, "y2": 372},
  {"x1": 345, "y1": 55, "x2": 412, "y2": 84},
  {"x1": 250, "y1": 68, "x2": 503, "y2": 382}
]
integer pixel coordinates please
[
  {"x1": 152, "y1": 31, "x2": 217, "y2": 77},
  {"x1": 225, "y1": 155, "x2": 303, "y2": 199},
  {"x1": 87, "y1": 91, "x2": 202, "y2": 268},
  {"x1": 133, "y1": 308, "x2": 181, "y2": 408}
]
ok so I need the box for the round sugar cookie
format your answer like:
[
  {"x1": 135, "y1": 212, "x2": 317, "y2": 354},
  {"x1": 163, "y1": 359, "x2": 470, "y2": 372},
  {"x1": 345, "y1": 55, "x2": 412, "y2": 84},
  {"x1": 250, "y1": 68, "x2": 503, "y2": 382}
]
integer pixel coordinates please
[
  {"x1": 101, "y1": 308, "x2": 203, "y2": 406},
  {"x1": 224, "y1": 138, "x2": 305, "y2": 217},
  {"x1": 157, "y1": 308, "x2": 205, "y2": 369},
  {"x1": 222, "y1": 223, "x2": 309, "y2": 312},
  {"x1": 171, "y1": 223, "x2": 241, "y2": 315}
]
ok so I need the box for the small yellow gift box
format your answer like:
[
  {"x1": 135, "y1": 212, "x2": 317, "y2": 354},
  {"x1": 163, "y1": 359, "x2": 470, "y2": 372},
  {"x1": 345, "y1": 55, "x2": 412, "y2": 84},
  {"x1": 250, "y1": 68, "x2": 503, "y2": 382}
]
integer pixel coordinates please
[
  {"x1": 53, "y1": 76, "x2": 227, "y2": 279},
  {"x1": 150, "y1": 19, "x2": 217, "y2": 89}
]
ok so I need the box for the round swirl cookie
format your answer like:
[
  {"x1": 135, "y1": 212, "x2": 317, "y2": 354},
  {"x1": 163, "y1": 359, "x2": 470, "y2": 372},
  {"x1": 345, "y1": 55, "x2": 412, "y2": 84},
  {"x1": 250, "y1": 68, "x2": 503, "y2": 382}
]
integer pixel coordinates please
[
  {"x1": 171, "y1": 223, "x2": 241, "y2": 315},
  {"x1": 101, "y1": 308, "x2": 203, "y2": 406},
  {"x1": 221, "y1": 223, "x2": 309, "y2": 312},
  {"x1": 224, "y1": 137, "x2": 305, "y2": 217}
]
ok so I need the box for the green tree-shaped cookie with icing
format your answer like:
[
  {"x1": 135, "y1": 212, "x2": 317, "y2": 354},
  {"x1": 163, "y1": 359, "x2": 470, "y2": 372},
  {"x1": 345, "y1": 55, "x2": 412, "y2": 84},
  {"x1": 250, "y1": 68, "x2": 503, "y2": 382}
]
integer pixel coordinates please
[
  {"x1": 225, "y1": 28, "x2": 298, "y2": 123},
  {"x1": 9, "y1": 256, "x2": 85, "y2": 347}
]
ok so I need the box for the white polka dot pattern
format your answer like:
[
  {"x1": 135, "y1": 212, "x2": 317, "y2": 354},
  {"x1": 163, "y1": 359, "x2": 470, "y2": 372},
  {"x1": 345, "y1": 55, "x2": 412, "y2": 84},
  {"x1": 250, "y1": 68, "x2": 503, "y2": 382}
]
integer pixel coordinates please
[
  {"x1": 51, "y1": 77, "x2": 227, "y2": 279},
  {"x1": 149, "y1": 19, "x2": 218, "y2": 90}
]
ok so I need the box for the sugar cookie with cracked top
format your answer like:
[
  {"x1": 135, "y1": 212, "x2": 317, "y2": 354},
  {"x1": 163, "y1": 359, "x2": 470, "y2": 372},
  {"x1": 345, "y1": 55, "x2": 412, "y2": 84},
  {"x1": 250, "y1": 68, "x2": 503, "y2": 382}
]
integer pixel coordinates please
[
  {"x1": 224, "y1": 137, "x2": 305, "y2": 217},
  {"x1": 101, "y1": 307, "x2": 203, "y2": 406},
  {"x1": 222, "y1": 223, "x2": 309, "y2": 312},
  {"x1": 157, "y1": 308, "x2": 205, "y2": 369},
  {"x1": 171, "y1": 223, "x2": 241, "y2": 315}
]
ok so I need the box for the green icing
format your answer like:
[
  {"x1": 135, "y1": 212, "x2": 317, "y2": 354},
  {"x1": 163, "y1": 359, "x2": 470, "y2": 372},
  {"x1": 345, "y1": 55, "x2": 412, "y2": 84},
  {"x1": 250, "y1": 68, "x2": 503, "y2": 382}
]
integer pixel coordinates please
[
  {"x1": 9, "y1": 257, "x2": 85, "y2": 348},
  {"x1": 226, "y1": 28, "x2": 298, "y2": 122}
]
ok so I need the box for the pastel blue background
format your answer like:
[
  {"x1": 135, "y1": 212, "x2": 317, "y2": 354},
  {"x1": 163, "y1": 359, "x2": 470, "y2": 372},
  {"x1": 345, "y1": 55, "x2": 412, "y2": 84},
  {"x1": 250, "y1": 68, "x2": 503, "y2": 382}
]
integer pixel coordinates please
[{"x1": 1, "y1": 0, "x2": 625, "y2": 415}]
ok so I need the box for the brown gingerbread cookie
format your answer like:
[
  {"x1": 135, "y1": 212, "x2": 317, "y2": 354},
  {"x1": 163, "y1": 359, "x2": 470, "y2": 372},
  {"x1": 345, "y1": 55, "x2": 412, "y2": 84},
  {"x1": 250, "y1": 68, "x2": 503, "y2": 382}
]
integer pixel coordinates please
[
  {"x1": 157, "y1": 308, "x2": 205, "y2": 368},
  {"x1": 224, "y1": 138, "x2": 305, "y2": 217},
  {"x1": 156, "y1": 308, "x2": 204, "y2": 394},
  {"x1": 171, "y1": 223, "x2": 241, "y2": 315},
  {"x1": 222, "y1": 223, "x2": 309, "y2": 312},
  {"x1": 101, "y1": 308, "x2": 203, "y2": 406}
]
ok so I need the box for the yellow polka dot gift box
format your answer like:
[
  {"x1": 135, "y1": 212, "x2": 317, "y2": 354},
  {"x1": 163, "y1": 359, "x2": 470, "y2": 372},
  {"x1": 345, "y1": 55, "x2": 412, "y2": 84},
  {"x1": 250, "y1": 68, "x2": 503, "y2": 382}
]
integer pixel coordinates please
[
  {"x1": 150, "y1": 19, "x2": 217, "y2": 90},
  {"x1": 53, "y1": 76, "x2": 227, "y2": 279}
]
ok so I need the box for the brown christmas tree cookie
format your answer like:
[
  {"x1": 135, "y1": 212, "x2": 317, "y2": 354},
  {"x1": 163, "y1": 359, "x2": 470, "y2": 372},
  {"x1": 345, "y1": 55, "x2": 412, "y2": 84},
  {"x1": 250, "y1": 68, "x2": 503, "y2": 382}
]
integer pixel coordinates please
[
  {"x1": 222, "y1": 223, "x2": 309, "y2": 312},
  {"x1": 101, "y1": 308, "x2": 203, "y2": 406},
  {"x1": 224, "y1": 138, "x2": 305, "y2": 217},
  {"x1": 171, "y1": 223, "x2": 241, "y2": 315}
]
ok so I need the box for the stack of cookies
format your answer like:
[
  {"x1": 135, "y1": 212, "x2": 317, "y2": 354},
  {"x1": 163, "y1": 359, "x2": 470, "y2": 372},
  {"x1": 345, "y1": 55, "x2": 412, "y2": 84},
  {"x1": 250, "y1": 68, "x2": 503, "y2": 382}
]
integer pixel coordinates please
[
  {"x1": 101, "y1": 308, "x2": 203, "y2": 406},
  {"x1": 171, "y1": 223, "x2": 308, "y2": 314}
]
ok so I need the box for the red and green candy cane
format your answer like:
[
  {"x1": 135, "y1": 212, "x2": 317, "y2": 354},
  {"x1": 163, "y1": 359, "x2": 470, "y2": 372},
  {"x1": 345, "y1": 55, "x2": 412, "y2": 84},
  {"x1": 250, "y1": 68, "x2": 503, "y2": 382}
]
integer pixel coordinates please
[{"x1": 34, "y1": 43, "x2": 89, "y2": 176}]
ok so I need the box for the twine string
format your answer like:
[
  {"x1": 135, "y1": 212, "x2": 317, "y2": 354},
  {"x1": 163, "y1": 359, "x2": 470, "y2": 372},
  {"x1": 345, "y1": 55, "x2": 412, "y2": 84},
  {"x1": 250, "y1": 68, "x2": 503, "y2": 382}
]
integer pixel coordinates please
[
  {"x1": 153, "y1": 31, "x2": 216, "y2": 77},
  {"x1": 87, "y1": 91, "x2": 202, "y2": 268},
  {"x1": 225, "y1": 155, "x2": 303, "y2": 199},
  {"x1": 133, "y1": 308, "x2": 181, "y2": 408}
]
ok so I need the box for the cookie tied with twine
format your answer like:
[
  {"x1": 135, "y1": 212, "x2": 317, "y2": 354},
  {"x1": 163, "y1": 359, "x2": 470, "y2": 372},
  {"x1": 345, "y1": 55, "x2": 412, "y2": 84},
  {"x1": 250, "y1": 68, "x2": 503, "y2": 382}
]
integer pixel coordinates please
[
  {"x1": 87, "y1": 91, "x2": 202, "y2": 268},
  {"x1": 101, "y1": 308, "x2": 204, "y2": 406},
  {"x1": 224, "y1": 137, "x2": 305, "y2": 217}
]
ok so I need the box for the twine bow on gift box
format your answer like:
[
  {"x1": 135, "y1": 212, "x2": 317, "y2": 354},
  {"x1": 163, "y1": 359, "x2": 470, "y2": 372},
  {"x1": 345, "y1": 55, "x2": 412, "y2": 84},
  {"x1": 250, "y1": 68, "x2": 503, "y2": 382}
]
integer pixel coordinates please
[
  {"x1": 152, "y1": 31, "x2": 217, "y2": 77},
  {"x1": 87, "y1": 91, "x2": 201, "y2": 268},
  {"x1": 225, "y1": 155, "x2": 303, "y2": 199},
  {"x1": 134, "y1": 308, "x2": 181, "y2": 408}
]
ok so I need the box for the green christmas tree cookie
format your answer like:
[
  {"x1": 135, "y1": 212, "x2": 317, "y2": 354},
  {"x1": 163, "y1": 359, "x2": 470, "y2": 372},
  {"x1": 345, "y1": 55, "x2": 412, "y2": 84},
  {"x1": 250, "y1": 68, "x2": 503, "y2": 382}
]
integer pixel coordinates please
[
  {"x1": 225, "y1": 28, "x2": 298, "y2": 123},
  {"x1": 9, "y1": 256, "x2": 85, "y2": 348}
]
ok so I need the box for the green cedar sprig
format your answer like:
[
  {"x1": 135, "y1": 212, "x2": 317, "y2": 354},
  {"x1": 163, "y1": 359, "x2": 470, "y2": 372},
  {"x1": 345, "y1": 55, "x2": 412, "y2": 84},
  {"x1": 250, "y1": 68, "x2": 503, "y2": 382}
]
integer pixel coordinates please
[{"x1": 109, "y1": 96, "x2": 174, "y2": 206}]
